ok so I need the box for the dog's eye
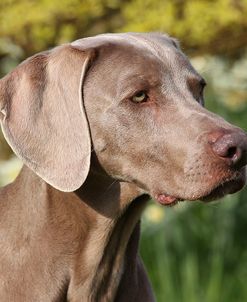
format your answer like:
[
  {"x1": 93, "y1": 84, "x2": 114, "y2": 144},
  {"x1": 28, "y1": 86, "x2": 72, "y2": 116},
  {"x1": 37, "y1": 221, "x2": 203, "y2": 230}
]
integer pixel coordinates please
[{"x1": 131, "y1": 91, "x2": 148, "y2": 103}]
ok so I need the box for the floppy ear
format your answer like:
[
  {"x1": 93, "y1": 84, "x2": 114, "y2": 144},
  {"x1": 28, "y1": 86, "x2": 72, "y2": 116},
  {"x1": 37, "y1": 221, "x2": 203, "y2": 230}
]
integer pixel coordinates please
[{"x1": 0, "y1": 45, "x2": 94, "y2": 192}]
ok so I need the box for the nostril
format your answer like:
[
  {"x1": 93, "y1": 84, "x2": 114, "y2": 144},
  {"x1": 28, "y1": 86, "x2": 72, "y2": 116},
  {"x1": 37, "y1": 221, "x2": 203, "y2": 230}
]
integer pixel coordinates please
[
  {"x1": 212, "y1": 141, "x2": 241, "y2": 165},
  {"x1": 223, "y1": 146, "x2": 242, "y2": 165},
  {"x1": 208, "y1": 130, "x2": 247, "y2": 168},
  {"x1": 226, "y1": 146, "x2": 238, "y2": 160}
]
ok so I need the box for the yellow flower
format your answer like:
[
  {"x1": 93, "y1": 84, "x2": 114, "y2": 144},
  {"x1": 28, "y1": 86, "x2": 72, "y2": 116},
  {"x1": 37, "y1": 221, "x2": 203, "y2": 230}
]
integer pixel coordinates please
[{"x1": 144, "y1": 204, "x2": 165, "y2": 224}]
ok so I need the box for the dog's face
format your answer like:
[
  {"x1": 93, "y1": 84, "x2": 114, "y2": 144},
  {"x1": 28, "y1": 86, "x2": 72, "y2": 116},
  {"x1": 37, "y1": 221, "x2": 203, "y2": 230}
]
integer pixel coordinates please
[
  {"x1": 82, "y1": 33, "x2": 247, "y2": 205},
  {"x1": 0, "y1": 33, "x2": 246, "y2": 204}
]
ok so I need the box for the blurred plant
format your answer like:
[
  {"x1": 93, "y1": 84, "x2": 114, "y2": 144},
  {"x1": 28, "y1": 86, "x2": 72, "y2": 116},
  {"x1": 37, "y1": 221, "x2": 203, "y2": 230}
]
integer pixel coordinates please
[
  {"x1": 0, "y1": 0, "x2": 125, "y2": 59},
  {"x1": 122, "y1": 0, "x2": 247, "y2": 58},
  {"x1": 1, "y1": 0, "x2": 247, "y2": 65},
  {"x1": 0, "y1": 157, "x2": 22, "y2": 186},
  {"x1": 192, "y1": 54, "x2": 247, "y2": 130},
  {"x1": 141, "y1": 192, "x2": 247, "y2": 302}
]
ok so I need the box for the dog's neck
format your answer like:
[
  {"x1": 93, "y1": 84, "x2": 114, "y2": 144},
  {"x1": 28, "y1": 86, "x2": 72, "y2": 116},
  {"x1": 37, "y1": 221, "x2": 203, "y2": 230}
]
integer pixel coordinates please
[
  {"x1": 75, "y1": 168, "x2": 148, "y2": 300},
  {"x1": 10, "y1": 165, "x2": 148, "y2": 301}
]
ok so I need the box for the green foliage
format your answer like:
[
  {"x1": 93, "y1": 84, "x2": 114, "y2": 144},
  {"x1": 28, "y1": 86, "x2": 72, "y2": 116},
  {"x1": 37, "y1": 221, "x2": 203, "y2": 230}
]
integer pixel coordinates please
[
  {"x1": 141, "y1": 190, "x2": 247, "y2": 302},
  {"x1": 1, "y1": 0, "x2": 247, "y2": 61},
  {"x1": 192, "y1": 54, "x2": 247, "y2": 130},
  {"x1": 0, "y1": 0, "x2": 124, "y2": 57},
  {"x1": 122, "y1": 0, "x2": 247, "y2": 58}
]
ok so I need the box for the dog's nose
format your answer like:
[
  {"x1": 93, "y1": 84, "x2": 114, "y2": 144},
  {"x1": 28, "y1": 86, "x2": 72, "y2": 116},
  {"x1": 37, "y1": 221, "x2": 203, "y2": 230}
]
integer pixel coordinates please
[{"x1": 209, "y1": 130, "x2": 247, "y2": 168}]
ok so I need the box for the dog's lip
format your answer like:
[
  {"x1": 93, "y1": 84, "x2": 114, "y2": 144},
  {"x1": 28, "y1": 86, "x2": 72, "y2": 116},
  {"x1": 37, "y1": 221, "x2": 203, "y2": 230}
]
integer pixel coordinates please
[
  {"x1": 200, "y1": 171, "x2": 246, "y2": 202},
  {"x1": 153, "y1": 169, "x2": 246, "y2": 205},
  {"x1": 154, "y1": 193, "x2": 184, "y2": 206}
]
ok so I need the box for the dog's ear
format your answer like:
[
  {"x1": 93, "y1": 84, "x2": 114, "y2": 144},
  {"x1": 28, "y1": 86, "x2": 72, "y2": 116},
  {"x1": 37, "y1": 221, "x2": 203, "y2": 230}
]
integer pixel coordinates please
[{"x1": 0, "y1": 46, "x2": 95, "y2": 192}]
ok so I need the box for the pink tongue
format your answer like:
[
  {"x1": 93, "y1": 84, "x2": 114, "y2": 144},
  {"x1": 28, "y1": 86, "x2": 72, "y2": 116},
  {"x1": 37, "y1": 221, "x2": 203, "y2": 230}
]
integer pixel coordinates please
[{"x1": 156, "y1": 194, "x2": 178, "y2": 205}]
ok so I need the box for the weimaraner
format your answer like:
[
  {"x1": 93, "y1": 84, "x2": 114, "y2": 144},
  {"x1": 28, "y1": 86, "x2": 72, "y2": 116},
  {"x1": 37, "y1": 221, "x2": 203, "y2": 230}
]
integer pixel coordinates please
[{"x1": 0, "y1": 33, "x2": 247, "y2": 302}]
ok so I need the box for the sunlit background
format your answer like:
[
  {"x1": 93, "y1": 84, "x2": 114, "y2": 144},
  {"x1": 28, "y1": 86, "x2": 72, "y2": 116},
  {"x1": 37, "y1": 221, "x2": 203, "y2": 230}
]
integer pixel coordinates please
[{"x1": 1, "y1": 1, "x2": 247, "y2": 301}]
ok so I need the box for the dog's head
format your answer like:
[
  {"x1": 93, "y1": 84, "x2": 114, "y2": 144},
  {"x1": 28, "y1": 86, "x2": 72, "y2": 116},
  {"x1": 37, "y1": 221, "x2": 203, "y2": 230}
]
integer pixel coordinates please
[{"x1": 0, "y1": 33, "x2": 246, "y2": 205}]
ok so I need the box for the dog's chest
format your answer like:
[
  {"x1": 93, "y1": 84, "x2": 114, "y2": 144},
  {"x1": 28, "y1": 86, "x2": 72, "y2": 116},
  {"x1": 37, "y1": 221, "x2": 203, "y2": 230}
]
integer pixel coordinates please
[{"x1": 0, "y1": 241, "x2": 69, "y2": 301}]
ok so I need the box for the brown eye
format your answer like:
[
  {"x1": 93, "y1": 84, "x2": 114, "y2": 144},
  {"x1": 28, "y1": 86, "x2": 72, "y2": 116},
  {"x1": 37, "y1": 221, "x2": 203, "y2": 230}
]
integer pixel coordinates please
[{"x1": 131, "y1": 91, "x2": 148, "y2": 103}]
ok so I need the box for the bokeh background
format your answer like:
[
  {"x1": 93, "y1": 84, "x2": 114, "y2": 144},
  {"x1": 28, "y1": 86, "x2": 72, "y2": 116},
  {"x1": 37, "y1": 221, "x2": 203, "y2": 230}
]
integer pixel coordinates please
[{"x1": 1, "y1": 1, "x2": 247, "y2": 301}]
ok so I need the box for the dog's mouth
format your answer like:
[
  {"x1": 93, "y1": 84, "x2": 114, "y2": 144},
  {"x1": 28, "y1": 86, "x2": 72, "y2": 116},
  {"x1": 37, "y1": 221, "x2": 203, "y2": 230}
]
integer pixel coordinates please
[
  {"x1": 200, "y1": 170, "x2": 246, "y2": 202},
  {"x1": 154, "y1": 168, "x2": 246, "y2": 206},
  {"x1": 154, "y1": 193, "x2": 183, "y2": 206}
]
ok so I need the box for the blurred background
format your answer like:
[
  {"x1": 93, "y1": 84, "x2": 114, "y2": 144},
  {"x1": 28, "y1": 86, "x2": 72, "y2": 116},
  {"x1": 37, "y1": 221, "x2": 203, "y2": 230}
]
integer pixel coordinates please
[{"x1": 1, "y1": 1, "x2": 247, "y2": 301}]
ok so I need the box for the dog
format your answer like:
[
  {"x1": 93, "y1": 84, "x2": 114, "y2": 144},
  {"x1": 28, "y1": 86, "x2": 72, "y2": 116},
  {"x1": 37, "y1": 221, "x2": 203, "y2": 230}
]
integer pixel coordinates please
[{"x1": 0, "y1": 33, "x2": 246, "y2": 301}]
